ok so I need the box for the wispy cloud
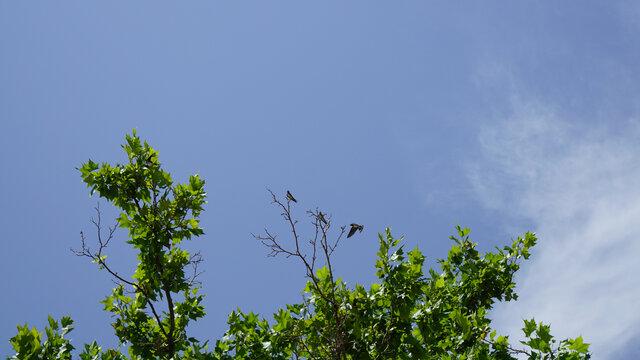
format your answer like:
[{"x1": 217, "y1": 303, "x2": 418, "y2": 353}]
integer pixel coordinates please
[{"x1": 468, "y1": 99, "x2": 640, "y2": 359}]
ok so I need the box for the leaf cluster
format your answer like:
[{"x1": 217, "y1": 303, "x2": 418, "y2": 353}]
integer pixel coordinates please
[
  {"x1": 8, "y1": 132, "x2": 590, "y2": 360},
  {"x1": 217, "y1": 224, "x2": 590, "y2": 360},
  {"x1": 74, "y1": 130, "x2": 207, "y2": 358}
]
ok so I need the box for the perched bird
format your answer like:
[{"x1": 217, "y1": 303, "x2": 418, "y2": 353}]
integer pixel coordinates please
[
  {"x1": 286, "y1": 190, "x2": 297, "y2": 203},
  {"x1": 347, "y1": 223, "x2": 364, "y2": 238},
  {"x1": 318, "y1": 212, "x2": 328, "y2": 224}
]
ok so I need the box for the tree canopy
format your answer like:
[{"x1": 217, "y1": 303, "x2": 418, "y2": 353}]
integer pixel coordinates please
[{"x1": 8, "y1": 131, "x2": 591, "y2": 359}]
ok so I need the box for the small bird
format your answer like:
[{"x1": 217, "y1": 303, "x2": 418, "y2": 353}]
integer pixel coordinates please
[
  {"x1": 347, "y1": 223, "x2": 364, "y2": 238},
  {"x1": 318, "y1": 212, "x2": 328, "y2": 224},
  {"x1": 286, "y1": 190, "x2": 297, "y2": 203}
]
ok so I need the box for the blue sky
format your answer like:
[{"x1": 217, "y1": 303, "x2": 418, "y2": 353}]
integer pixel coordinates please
[{"x1": 2, "y1": 2, "x2": 639, "y2": 358}]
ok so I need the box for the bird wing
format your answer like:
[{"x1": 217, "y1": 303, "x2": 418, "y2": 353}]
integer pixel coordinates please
[{"x1": 347, "y1": 227, "x2": 357, "y2": 238}]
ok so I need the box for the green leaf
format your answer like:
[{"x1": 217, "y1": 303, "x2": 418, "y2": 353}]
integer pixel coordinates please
[
  {"x1": 567, "y1": 336, "x2": 590, "y2": 353},
  {"x1": 316, "y1": 266, "x2": 330, "y2": 280}
]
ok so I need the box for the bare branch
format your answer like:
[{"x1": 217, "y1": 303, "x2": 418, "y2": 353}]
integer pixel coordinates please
[
  {"x1": 72, "y1": 203, "x2": 170, "y2": 340},
  {"x1": 71, "y1": 205, "x2": 133, "y2": 286},
  {"x1": 187, "y1": 251, "x2": 205, "y2": 286},
  {"x1": 255, "y1": 189, "x2": 353, "y2": 359}
]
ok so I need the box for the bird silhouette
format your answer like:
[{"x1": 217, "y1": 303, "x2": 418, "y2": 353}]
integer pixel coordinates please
[
  {"x1": 318, "y1": 212, "x2": 328, "y2": 224},
  {"x1": 347, "y1": 223, "x2": 364, "y2": 238},
  {"x1": 286, "y1": 190, "x2": 297, "y2": 203}
]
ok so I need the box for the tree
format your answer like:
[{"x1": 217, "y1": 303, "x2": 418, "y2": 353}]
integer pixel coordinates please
[{"x1": 8, "y1": 131, "x2": 591, "y2": 359}]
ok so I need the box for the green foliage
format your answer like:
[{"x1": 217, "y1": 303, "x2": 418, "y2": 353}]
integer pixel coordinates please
[
  {"x1": 8, "y1": 131, "x2": 591, "y2": 359},
  {"x1": 10, "y1": 130, "x2": 208, "y2": 359},
  {"x1": 79, "y1": 130, "x2": 208, "y2": 358},
  {"x1": 217, "y1": 226, "x2": 590, "y2": 359},
  {"x1": 8, "y1": 316, "x2": 74, "y2": 360}
]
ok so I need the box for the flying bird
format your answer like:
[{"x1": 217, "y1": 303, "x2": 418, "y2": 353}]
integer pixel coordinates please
[
  {"x1": 318, "y1": 212, "x2": 328, "y2": 224},
  {"x1": 347, "y1": 223, "x2": 364, "y2": 238},
  {"x1": 286, "y1": 190, "x2": 297, "y2": 203}
]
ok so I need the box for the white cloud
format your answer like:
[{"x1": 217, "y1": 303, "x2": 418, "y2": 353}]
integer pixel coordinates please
[{"x1": 469, "y1": 100, "x2": 640, "y2": 359}]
